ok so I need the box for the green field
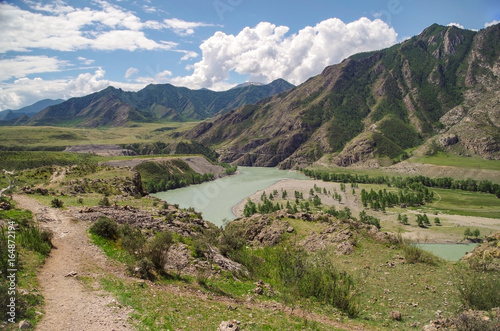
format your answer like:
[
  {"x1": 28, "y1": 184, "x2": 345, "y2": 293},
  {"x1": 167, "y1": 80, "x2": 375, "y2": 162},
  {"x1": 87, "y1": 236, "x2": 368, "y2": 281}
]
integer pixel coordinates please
[
  {"x1": 409, "y1": 152, "x2": 500, "y2": 171},
  {"x1": 416, "y1": 188, "x2": 500, "y2": 219},
  {"x1": 0, "y1": 122, "x2": 199, "y2": 149}
]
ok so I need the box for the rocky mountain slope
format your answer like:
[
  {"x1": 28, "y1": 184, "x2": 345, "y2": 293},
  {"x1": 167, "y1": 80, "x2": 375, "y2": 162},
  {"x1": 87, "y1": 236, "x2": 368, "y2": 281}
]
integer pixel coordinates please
[
  {"x1": 21, "y1": 79, "x2": 293, "y2": 127},
  {"x1": 187, "y1": 23, "x2": 500, "y2": 168}
]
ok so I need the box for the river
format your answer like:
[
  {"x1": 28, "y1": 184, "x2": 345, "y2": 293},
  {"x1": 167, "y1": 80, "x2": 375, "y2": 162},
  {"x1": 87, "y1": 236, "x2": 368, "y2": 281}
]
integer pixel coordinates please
[
  {"x1": 419, "y1": 243, "x2": 478, "y2": 261},
  {"x1": 152, "y1": 166, "x2": 308, "y2": 227}
]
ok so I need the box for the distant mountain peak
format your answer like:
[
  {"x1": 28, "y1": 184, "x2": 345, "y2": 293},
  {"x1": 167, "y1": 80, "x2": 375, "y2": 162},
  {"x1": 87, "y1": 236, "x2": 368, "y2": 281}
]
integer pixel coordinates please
[
  {"x1": 186, "y1": 23, "x2": 500, "y2": 168},
  {"x1": 12, "y1": 79, "x2": 294, "y2": 127},
  {"x1": 0, "y1": 98, "x2": 64, "y2": 121}
]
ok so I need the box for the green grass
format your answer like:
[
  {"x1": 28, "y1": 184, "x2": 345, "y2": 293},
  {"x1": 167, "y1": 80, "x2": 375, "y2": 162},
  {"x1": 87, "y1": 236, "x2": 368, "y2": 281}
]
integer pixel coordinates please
[
  {"x1": 99, "y1": 275, "x2": 346, "y2": 331},
  {"x1": 327, "y1": 237, "x2": 464, "y2": 330},
  {"x1": 409, "y1": 152, "x2": 500, "y2": 171},
  {"x1": 89, "y1": 233, "x2": 136, "y2": 265},
  {"x1": 0, "y1": 205, "x2": 50, "y2": 330},
  {"x1": 0, "y1": 122, "x2": 198, "y2": 149},
  {"x1": 0, "y1": 151, "x2": 99, "y2": 171},
  {"x1": 417, "y1": 188, "x2": 500, "y2": 219}
]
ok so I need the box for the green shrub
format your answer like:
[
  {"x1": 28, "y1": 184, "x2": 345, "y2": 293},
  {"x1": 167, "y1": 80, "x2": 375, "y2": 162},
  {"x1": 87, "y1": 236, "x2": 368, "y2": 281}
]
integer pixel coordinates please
[
  {"x1": 133, "y1": 257, "x2": 156, "y2": 280},
  {"x1": 89, "y1": 216, "x2": 119, "y2": 240},
  {"x1": 275, "y1": 246, "x2": 359, "y2": 317},
  {"x1": 219, "y1": 224, "x2": 246, "y2": 257},
  {"x1": 192, "y1": 237, "x2": 209, "y2": 259},
  {"x1": 98, "y1": 196, "x2": 111, "y2": 207},
  {"x1": 18, "y1": 226, "x2": 53, "y2": 256},
  {"x1": 119, "y1": 224, "x2": 146, "y2": 255},
  {"x1": 401, "y1": 242, "x2": 440, "y2": 265},
  {"x1": 457, "y1": 271, "x2": 500, "y2": 310},
  {"x1": 50, "y1": 198, "x2": 64, "y2": 208},
  {"x1": 146, "y1": 231, "x2": 173, "y2": 269}
]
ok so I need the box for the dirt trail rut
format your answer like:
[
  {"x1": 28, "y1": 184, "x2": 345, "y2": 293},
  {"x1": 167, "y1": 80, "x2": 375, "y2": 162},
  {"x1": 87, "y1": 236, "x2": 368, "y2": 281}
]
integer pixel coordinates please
[{"x1": 13, "y1": 195, "x2": 134, "y2": 331}]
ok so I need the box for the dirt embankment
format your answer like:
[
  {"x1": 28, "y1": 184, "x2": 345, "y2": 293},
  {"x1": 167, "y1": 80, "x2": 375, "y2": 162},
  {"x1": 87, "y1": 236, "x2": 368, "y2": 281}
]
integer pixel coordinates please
[{"x1": 64, "y1": 144, "x2": 136, "y2": 157}]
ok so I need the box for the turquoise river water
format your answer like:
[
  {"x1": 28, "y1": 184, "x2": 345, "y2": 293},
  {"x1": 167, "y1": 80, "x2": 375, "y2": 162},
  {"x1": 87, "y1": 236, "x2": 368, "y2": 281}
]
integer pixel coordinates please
[
  {"x1": 153, "y1": 167, "x2": 477, "y2": 260},
  {"x1": 153, "y1": 166, "x2": 308, "y2": 227},
  {"x1": 419, "y1": 243, "x2": 478, "y2": 261}
]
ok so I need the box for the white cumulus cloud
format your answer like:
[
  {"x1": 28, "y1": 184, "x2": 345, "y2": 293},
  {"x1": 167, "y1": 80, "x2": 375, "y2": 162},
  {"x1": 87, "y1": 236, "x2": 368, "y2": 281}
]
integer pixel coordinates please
[
  {"x1": 0, "y1": 68, "x2": 145, "y2": 111},
  {"x1": 0, "y1": 1, "x2": 176, "y2": 53},
  {"x1": 485, "y1": 20, "x2": 500, "y2": 28},
  {"x1": 171, "y1": 17, "x2": 398, "y2": 90},
  {"x1": 135, "y1": 69, "x2": 173, "y2": 85},
  {"x1": 125, "y1": 67, "x2": 139, "y2": 79},
  {"x1": 0, "y1": 56, "x2": 68, "y2": 81},
  {"x1": 447, "y1": 22, "x2": 465, "y2": 29},
  {"x1": 163, "y1": 18, "x2": 221, "y2": 36}
]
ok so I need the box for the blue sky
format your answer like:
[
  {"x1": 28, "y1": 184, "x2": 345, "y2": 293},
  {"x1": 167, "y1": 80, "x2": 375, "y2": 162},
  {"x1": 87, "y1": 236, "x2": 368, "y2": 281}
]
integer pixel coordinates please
[{"x1": 0, "y1": 0, "x2": 498, "y2": 111}]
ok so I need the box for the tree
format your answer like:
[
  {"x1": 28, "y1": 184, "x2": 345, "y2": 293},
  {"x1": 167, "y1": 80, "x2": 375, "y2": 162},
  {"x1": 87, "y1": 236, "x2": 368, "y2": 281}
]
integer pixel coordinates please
[
  {"x1": 401, "y1": 214, "x2": 409, "y2": 225},
  {"x1": 243, "y1": 199, "x2": 257, "y2": 217},
  {"x1": 464, "y1": 228, "x2": 472, "y2": 240},
  {"x1": 472, "y1": 229, "x2": 480, "y2": 239},
  {"x1": 434, "y1": 217, "x2": 441, "y2": 226},
  {"x1": 422, "y1": 214, "x2": 430, "y2": 226}
]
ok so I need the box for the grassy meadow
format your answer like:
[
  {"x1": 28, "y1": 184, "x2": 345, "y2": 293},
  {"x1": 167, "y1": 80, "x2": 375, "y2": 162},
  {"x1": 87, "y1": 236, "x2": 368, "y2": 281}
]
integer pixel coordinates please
[
  {"x1": 409, "y1": 152, "x2": 500, "y2": 171},
  {"x1": 0, "y1": 122, "x2": 198, "y2": 150}
]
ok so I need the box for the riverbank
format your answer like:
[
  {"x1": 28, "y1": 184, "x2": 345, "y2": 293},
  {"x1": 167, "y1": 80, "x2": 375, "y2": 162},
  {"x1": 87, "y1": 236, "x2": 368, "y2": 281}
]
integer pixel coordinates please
[
  {"x1": 231, "y1": 177, "x2": 500, "y2": 244},
  {"x1": 153, "y1": 167, "x2": 308, "y2": 226}
]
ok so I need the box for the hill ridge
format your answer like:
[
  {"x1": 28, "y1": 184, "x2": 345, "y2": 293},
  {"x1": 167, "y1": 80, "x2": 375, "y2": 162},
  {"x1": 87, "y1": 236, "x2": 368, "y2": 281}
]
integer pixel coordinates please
[
  {"x1": 20, "y1": 79, "x2": 294, "y2": 127},
  {"x1": 187, "y1": 23, "x2": 500, "y2": 168}
]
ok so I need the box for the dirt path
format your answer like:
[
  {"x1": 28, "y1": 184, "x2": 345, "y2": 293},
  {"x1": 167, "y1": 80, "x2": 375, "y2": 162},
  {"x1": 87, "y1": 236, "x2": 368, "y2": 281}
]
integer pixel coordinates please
[
  {"x1": 49, "y1": 167, "x2": 66, "y2": 185},
  {"x1": 13, "y1": 194, "x2": 134, "y2": 331}
]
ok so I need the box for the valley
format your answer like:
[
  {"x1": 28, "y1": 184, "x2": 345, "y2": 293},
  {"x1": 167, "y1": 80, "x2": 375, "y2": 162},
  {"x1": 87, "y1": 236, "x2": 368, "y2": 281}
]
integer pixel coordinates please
[{"x1": 0, "y1": 22, "x2": 499, "y2": 331}]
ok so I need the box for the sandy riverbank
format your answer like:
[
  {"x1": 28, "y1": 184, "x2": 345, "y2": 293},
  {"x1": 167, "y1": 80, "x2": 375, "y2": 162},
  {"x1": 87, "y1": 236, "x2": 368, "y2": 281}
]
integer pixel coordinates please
[
  {"x1": 231, "y1": 178, "x2": 353, "y2": 217},
  {"x1": 231, "y1": 178, "x2": 500, "y2": 243}
]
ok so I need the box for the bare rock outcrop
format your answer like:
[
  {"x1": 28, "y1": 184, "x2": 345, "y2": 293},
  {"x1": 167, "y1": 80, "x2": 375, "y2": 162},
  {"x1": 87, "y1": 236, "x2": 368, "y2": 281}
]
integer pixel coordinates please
[
  {"x1": 438, "y1": 134, "x2": 459, "y2": 147},
  {"x1": 227, "y1": 214, "x2": 290, "y2": 247},
  {"x1": 461, "y1": 231, "x2": 500, "y2": 271},
  {"x1": 77, "y1": 205, "x2": 217, "y2": 238},
  {"x1": 217, "y1": 320, "x2": 240, "y2": 331}
]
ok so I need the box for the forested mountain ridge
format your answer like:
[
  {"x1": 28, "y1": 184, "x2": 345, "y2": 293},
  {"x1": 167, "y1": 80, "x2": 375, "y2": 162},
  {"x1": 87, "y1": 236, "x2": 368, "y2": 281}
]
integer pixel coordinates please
[
  {"x1": 186, "y1": 23, "x2": 500, "y2": 168},
  {"x1": 19, "y1": 79, "x2": 294, "y2": 127}
]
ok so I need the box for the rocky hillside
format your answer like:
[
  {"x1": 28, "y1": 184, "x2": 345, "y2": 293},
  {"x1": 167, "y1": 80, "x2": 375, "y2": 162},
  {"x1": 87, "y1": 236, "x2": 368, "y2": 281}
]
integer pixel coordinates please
[
  {"x1": 21, "y1": 79, "x2": 293, "y2": 127},
  {"x1": 187, "y1": 23, "x2": 500, "y2": 168}
]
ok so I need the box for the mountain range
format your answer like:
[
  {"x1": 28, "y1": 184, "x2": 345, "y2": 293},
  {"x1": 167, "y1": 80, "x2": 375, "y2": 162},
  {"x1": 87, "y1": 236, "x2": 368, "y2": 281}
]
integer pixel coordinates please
[
  {"x1": 1, "y1": 23, "x2": 499, "y2": 169},
  {"x1": 186, "y1": 23, "x2": 500, "y2": 168},
  {"x1": 0, "y1": 99, "x2": 64, "y2": 121},
  {"x1": 5, "y1": 79, "x2": 293, "y2": 127}
]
